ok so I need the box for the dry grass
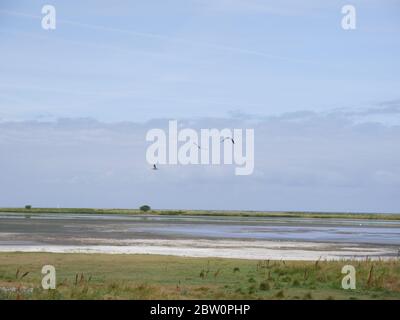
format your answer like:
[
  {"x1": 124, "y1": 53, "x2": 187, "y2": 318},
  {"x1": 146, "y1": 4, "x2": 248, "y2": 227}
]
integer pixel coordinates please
[{"x1": 0, "y1": 253, "x2": 399, "y2": 300}]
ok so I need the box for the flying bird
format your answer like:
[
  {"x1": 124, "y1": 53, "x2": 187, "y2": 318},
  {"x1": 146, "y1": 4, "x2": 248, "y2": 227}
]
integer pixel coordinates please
[
  {"x1": 193, "y1": 142, "x2": 207, "y2": 150},
  {"x1": 221, "y1": 137, "x2": 235, "y2": 144}
]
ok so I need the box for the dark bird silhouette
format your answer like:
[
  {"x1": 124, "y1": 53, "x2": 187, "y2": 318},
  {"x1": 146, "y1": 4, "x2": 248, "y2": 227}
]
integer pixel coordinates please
[
  {"x1": 152, "y1": 164, "x2": 158, "y2": 170},
  {"x1": 193, "y1": 142, "x2": 207, "y2": 150},
  {"x1": 221, "y1": 137, "x2": 235, "y2": 144}
]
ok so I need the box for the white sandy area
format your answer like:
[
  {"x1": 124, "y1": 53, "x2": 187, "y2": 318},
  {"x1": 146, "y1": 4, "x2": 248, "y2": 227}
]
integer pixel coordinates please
[{"x1": 0, "y1": 239, "x2": 396, "y2": 261}]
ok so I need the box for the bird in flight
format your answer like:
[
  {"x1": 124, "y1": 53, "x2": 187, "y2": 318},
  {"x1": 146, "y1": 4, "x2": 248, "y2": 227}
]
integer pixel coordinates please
[
  {"x1": 221, "y1": 137, "x2": 235, "y2": 144},
  {"x1": 193, "y1": 142, "x2": 207, "y2": 150},
  {"x1": 152, "y1": 164, "x2": 158, "y2": 170}
]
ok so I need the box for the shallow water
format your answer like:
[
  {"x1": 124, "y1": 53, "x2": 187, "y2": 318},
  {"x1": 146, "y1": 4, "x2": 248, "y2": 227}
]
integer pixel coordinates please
[{"x1": 1, "y1": 212, "x2": 400, "y2": 246}]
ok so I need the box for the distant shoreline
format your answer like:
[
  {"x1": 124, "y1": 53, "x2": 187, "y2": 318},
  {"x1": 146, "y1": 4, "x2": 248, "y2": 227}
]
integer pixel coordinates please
[{"x1": 1, "y1": 207, "x2": 400, "y2": 220}]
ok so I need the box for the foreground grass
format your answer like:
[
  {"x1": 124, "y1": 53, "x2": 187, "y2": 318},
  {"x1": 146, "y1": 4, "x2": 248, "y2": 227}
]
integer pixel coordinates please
[
  {"x1": 0, "y1": 253, "x2": 399, "y2": 300},
  {"x1": 1, "y1": 207, "x2": 400, "y2": 220}
]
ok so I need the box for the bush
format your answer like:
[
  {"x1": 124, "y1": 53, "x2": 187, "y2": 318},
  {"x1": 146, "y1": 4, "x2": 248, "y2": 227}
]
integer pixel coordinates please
[
  {"x1": 139, "y1": 205, "x2": 151, "y2": 212},
  {"x1": 259, "y1": 281, "x2": 270, "y2": 291},
  {"x1": 25, "y1": 205, "x2": 32, "y2": 210}
]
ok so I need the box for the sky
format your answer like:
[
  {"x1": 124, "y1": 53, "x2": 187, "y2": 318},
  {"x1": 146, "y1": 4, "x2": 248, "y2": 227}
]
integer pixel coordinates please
[{"x1": 0, "y1": 1, "x2": 399, "y2": 212}]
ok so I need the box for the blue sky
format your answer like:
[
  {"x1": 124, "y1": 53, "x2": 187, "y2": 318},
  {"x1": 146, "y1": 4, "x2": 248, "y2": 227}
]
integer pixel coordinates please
[
  {"x1": 0, "y1": 1, "x2": 400, "y2": 212},
  {"x1": 1, "y1": 0, "x2": 399, "y2": 121}
]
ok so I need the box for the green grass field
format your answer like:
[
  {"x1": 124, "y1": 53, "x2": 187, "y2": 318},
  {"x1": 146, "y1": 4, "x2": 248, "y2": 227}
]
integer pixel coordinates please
[
  {"x1": 0, "y1": 253, "x2": 399, "y2": 300},
  {"x1": 1, "y1": 207, "x2": 400, "y2": 220}
]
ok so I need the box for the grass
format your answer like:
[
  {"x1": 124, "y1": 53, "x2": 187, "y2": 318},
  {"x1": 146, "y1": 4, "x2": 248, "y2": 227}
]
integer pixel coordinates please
[
  {"x1": 0, "y1": 253, "x2": 399, "y2": 300},
  {"x1": 1, "y1": 207, "x2": 400, "y2": 220}
]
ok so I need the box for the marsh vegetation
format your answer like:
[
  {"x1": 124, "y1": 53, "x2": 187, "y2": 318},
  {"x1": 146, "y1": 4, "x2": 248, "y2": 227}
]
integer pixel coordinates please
[{"x1": 0, "y1": 253, "x2": 399, "y2": 300}]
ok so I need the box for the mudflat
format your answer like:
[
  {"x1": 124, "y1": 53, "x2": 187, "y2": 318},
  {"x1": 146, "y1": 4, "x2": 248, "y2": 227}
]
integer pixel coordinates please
[{"x1": 1, "y1": 213, "x2": 399, "y2": 260}]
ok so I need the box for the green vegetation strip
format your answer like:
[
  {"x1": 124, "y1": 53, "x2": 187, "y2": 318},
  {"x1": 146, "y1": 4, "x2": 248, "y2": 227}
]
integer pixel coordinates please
[
  {"x1": 1, "y1": 207, "x2": 400, "y2": 220},
  {"x1": 0, "y1": 253, "x2": 399, "y2": 300}
]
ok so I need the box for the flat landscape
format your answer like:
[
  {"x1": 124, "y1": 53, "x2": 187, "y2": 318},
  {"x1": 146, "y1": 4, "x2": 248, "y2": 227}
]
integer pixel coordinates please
[
  {"x1": 0, "y1": 253, "x2": 399, "y2": 300},
  {"x1": 1, "y1": 209, "x2": 399, "y2": 299},
  {"x1": 1, "y1": 211, "x2": 400, "y2": 260},
  {"x1": 2, "y1": 207, "x2": 400, "y2": 220}
]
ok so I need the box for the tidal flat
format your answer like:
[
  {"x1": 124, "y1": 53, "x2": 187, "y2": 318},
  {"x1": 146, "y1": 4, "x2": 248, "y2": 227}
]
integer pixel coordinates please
[{"x1": 1, "y1": 213, "x2": 400, "y2": 260}]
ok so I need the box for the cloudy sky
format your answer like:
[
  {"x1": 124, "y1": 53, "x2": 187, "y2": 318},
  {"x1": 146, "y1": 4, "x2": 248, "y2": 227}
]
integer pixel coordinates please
[{"x1": 0, "y1": 1, "x2": 399, "y2": 212}]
